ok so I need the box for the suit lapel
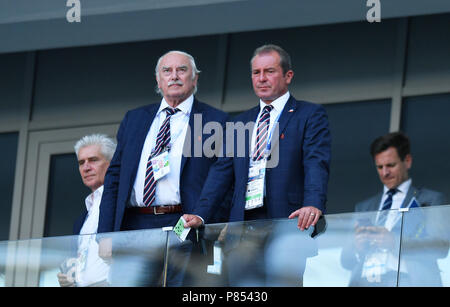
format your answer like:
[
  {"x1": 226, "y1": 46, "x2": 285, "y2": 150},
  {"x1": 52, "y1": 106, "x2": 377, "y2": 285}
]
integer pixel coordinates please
[
  {"x1": 74, "y1": 211, "x2": 88, "y2": 235},
  {"x1": 239, "y1": 106, "x2": 260, "y2": 172},
  {"x1": 389, "y1": 186, "x2": 419, "y2": 231},
  {"x1": 277, "y1": 96, "x2": 298, "y2": 135},
  {"x1": 401, "y1": 185, "x2": 420, "y2": 208},
  {"x1": 268, "y1": 96, "x2": 298, "y2": 155},
  {"x1": 128, "y1": 104, "x2": 159, "y2": 170},
  {"x1": 180, "y1": 99, "x2": 200, "y2": 176},
  {"x1": 371, "y1": 192, "x2": 384, "y2": 211},
  {"x1": 139, "y1": 104, "x2": 159, "y2": 146}
]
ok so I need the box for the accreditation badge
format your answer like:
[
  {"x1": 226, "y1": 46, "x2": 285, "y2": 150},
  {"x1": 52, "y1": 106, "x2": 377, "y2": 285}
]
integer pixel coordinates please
[
  {"x1": 245, "y1": 158, "x2": 267, "y2": 210},
  {"x1": 150, "y1": 150, "x2": 170, "y2": 181}
]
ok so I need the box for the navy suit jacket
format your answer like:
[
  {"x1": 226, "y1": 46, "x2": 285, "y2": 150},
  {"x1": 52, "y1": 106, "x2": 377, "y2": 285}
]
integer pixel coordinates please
[
  {"x1": 73, "y1": 211, "x2": 87, "y2": 235},
  {"x1": 98, "y1": 98, "x2": 228, "y2": 233},
  {"x1": 194, "y1": 95, "x2": 331, "y2": 223}
]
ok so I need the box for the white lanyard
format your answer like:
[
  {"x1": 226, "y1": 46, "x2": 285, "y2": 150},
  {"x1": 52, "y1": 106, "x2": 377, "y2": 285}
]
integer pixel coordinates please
[{"x1": 252, "y1": 108, "x2": 282, "y2": 157}]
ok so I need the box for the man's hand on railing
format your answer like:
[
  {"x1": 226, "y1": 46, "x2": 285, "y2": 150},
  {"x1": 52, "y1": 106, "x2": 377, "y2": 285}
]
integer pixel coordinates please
[{"x1": 288, "y1": 206, "x2": 322, "y2": 231}]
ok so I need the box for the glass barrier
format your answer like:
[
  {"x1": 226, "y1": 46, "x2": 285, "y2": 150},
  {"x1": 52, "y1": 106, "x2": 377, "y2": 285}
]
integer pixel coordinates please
[
  {"x1": 97, "y1": 229, "x2": 172, "y2": 286},
  {"x1": 0, "y1": 205, "x2": 449, "y2": 286},
  {"x1": 398, "y1": 205, "x2": 450, "y2": 287},
  {"x1": 307, "y1": 209, "x2": 403, "y2": 287},
  {"x1": 0, "y1": 242, "x2": 9, "y2": 286},
  {"x1": 179, "y1": 210, "x2": 403, "y2": 287},
  {"x1": 0, "y1": 228, "x2": 169, "y2": 286}
]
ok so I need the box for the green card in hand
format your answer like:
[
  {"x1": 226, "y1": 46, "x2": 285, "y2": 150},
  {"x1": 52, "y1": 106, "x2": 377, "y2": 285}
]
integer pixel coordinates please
[{"x1": 173, "y1": 217, "x2": 190, "y2": 241}]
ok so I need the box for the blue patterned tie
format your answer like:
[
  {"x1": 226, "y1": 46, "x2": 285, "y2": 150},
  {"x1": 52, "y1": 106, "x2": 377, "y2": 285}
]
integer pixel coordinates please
[
  {"x1": 143, "y1": 107, "x2": 180, "y2": 207},
  {"x1": 382, "y1": 188, "x2": 397, "y2": 210},
  {"x1": 253, "y1": 105, "x2": 274, "y2": 161}
]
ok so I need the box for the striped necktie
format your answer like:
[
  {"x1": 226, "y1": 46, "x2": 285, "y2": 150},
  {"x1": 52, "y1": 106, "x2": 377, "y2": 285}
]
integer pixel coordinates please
[
  {"x1": 143, "y1": 107, "x2": 180, "y2": 207},
  {"x1": 253, "y1": 105, "x2": 274, "y2": 161},
  {"x1": 382, "y1": 188, "x2": 398, "y2": 211}
]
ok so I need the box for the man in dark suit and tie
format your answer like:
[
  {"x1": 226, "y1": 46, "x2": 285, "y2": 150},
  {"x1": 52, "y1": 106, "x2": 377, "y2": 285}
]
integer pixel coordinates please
[
  {"x1": 341, "y1": 132, "x2": 448, "y2": 286},
  {"x1": 184, "y1": 44, "x2": 331, "y2": 229},
  {"x1": 95, "y1": 50, "x2": 229, "y2": 286},
  {"x1": 182, "y1": 44, "x2": 331, "y2": 286},
  {"x1": 98, "y1": 50, "x2": 228, "y2": 233},
  {"x1": 355, "y1": 132, "x2": 446, "y2": 214}
]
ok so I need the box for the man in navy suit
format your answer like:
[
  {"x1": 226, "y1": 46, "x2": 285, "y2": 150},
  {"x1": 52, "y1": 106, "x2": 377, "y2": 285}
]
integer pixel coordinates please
[
  {"x1": 341, "y1": 132, "x2": 448, "y2": 286},
  {"x1": 98, "y1": 50, "x2": 228, "y2": 233},
  {"x1": 182, "y1": 44, "x2": 330, "y2": 286},
  {"x1": 185, "y1": 44, "x2": 331, "y2": 229},
  {"x1": 95, "y1": 50, "x2": 229, "y2": 286},
  {"x1": 355, "y1": 132, "x2": 446, "y2": 213}
]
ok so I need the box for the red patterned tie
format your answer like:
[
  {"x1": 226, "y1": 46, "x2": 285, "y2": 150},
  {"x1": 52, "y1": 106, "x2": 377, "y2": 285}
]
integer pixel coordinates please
[
  {"x1": 253, "y1": 105, "x2": 274, "y2": 161},
  {"x1": 143, "y1": 107, "x2": 179, "y2": 207}
]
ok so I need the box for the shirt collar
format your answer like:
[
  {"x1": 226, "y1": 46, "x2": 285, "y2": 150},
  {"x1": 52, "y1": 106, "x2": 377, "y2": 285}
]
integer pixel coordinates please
[
  {"x1": 383, "y1": 178, "x2": 412, "y2": 196},
  {"x1": 259, "y1": 91, "x2": 290, "y2": 114},
  {"x1": 85, "y1": 185, "x2": 104, "y2": 212},
  {"x1": 159, "y1": 94, "x2": 194, "y2": 116}
]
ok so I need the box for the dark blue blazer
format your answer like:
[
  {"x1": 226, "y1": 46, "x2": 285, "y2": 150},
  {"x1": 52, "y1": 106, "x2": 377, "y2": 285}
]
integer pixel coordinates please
[
  {"x1": 73, "y1": 210, "x2": 87, "y2": 235},
  {"x1": 194, "y1": 95, "x2": 331, "y2": 223},
  {"x1": 98, "y1": 98, "x2": 228, "y2": 233}
]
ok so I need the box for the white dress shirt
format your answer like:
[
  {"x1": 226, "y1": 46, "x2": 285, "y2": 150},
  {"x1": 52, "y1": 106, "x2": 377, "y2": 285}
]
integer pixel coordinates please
[
  {"x1": 250, "y1": 91, "x2": 290, "y2": 155},
  {"x1": 130, "y1": 95, "x2": 193, "y2": 207},
  {"x1": 372, "y1": 179, "x2": 412, "y2": 274},
  {"x1": 379, "y1": 179, "x2": 412, "y2": 211},
  {"x1": 79, "y1": 185, "x2": 103, "y2": 235},
  {"x1": 246, "y1": 91, "x2": 289, "y2": 201},
  {"x1": 77, "y1": 185, "x2": 110, "y2": 287},
  {"x1": 377, "y1": 179, "x2": 412, "y2": 231}
]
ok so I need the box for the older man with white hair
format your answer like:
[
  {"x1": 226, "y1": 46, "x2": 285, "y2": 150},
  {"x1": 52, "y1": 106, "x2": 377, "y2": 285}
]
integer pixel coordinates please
[
  {"x1": 98, "y1": 50, "x2": 229, "y2": 233},
  {"x1": 58, "y1": 133, "x2": 116, "y2": 287},
  {"x1": 73, "y1": 134, "x2": 117, "y2": 234}
]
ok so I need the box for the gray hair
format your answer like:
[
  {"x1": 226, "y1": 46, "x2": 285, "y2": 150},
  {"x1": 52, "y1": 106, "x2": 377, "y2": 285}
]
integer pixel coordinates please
[
  {"x1": 251, "y1": 44, "x2": 292, "y2": 75},
  {"x1": 74, "y1": 134, "x2": 117, "y2": 161},
  {"x1": 155, "y1": 50, "x2": 201, "y2": 96}
]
